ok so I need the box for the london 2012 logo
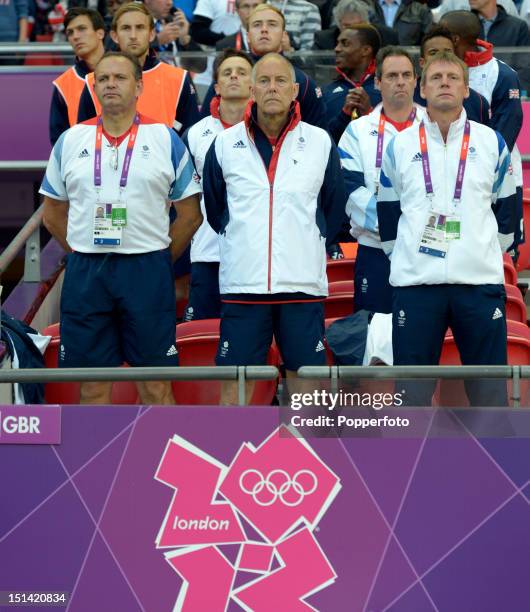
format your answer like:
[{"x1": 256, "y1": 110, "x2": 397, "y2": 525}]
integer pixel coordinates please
[{"x1": 154, "y1": 425, "x2": 341, "y2": 610}]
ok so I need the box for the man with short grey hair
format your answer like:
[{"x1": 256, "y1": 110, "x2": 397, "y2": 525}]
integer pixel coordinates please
[
  {"x1": 314, "y1": 0, "x2": 398, "y2": 49},
  {"x1": 377, "y1": 51, "x2": 516, "y2": 405},
  {"x1": 203, "y1": 52, "x2": 345, "y2": 403}
]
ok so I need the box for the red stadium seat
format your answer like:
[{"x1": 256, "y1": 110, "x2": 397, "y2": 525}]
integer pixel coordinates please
[
  {"x1": 42, "y1": 335, "x2": 138, "y2": 404},
  {"x1": 176, "y1": 318, "x2": 220, "y2": 338},
  {"x1": 326, "y1": 259, "x2": 354, "y2": 283},
  {"x1": 440, "y1": 330, "x2": 530, "y2": 365},
  {"x1": 505, "y1": 284, "x2": 527, "y2": 323},
  {"x1": 328, "y1": 280, "x2": 354, "y2": 295},
  {"x1": 507, "y1": 319, "x2": 530, "y2": 340},
  {"x1": 339, "y1": 242, "x2": 358, "y2": 259},
  {"x1": 503, "y1": 254, "x2": 517, "y2": 285},
  {"x1": 324, "y1": 294, "x2": 354, "y2": 319},
  {"x1": 173, "y1": 335, "x2": 280, "y2": 404},
  {"x1": 517, "y1": 190, "x2": 530, "y2": 271}
]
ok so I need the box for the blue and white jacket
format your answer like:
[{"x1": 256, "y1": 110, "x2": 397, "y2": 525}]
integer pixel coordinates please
[
  {"x1": 377, "y1": 111, "x2": 517, "y2": 287},
  {"x1": 339, "y1": 103, "x2": 425, "y2": 249},
  {"x1": 465, "y1": 39, "x2": 523, "y2": 186},
  {"x1": 183, "y1": 98, "x2": 226, "y2": 264},
  {"x1": 203, "y1": 102, "x2": 345, "y2": 298}
]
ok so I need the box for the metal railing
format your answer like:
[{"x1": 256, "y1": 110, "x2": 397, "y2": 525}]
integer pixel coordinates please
[
  {"x1": 0, "y1": 203, "x2": 43, "y2": 282},
  {"x1": 298, "y1": 365, "x2": 524, "y2": 406},
  {"x1": 0, "y1": 365, "x2": 279, "y2": 405}
]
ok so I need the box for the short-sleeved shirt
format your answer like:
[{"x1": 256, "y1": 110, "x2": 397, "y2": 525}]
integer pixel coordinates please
[
  {"x1": 193, "y1": 0, "x2": 240, "y2": 35},
  {"x1": 39, "y1": 115, "x2": 201, "y2": 254}
]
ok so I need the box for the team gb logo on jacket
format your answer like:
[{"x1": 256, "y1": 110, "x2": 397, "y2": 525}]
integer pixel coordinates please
[{"x1": 154, "y1": 425, "x2": 341, "y2": 610}]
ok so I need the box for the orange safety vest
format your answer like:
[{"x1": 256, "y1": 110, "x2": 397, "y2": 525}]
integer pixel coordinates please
[
  {"x1": 53, "y1": 66, "x2": 87, "y2": 127},
  {"x1": 86, "y1": 62, "x2": 187, "y2": 127}
]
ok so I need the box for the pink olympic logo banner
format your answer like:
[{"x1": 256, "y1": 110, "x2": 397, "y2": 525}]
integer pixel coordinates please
[{"x1": 154, "y1": 425, "x2": 341, "y2": 610}]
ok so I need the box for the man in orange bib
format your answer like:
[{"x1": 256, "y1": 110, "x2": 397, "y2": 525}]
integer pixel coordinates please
[
  {"x1": 49, "y1": 7, "x2": 105, "y2": 145},
  {"x1": 77, "y1": 2, "x2": 200, "y2": 135}
]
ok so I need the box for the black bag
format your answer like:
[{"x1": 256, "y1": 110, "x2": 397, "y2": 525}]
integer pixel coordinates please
[
  {"x1": 326, "y1": 310, "x2": 372, "y2": 365},
  {"x1": 1, "y1": 312, "x2": 45, "y2": 404}
]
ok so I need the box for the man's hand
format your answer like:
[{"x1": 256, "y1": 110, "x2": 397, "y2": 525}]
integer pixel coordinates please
[
  {"x1": 158, "y1": 10, "x2": 191, "y2": 46},
  {"x1": 169, "y1": 194, "x2": 202, "y2": 262},
  {"x1": 342, "y1": 87, "x2": 371, "y2": 118}
]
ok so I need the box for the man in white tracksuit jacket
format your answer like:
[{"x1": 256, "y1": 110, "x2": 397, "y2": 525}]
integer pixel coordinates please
[
  {"x1": 183, "y1": 48, "x2": 253, "y2": 321},
  {"x1": 377, "y1": 51, "x2": 516, "y2": 406},
  {"x1": 339, "y1": 46, "x2": 425, "y2": 314},
  {"x1": 203, "y1": 52, "x2": 345, "y2": 401}
]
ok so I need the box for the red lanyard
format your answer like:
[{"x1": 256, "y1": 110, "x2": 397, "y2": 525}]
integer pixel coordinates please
[
  {"x1": 94, "y1": 113, "x2": 140, "y2": 189},
  {"x1": 418, "y1": 120, "x2": 470, "y2": 202}
]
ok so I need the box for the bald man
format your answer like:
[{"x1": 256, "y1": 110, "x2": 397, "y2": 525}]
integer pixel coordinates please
[{"x1": 203, "y1": 52, "x2": 346, "y2": 403}]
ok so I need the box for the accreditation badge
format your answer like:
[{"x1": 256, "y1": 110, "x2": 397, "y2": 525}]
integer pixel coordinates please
[
  {"x1": 418, "y1": 212, "x2": 449, "y2": 258},
  {"x1": 93, "y1": 203, "x2": 122, "y2": 246}
]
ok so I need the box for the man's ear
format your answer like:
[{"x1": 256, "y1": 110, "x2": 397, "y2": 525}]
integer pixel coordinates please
[
  {"x1": 110, "y1": 29, "x2": 119, "y2": 45},
  {"x1": 292, "y1": 81, "x2": 299, "y2": 101}
]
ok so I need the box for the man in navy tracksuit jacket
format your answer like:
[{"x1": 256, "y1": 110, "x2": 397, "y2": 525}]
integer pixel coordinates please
[
  {"x1": 200, "y1": 4, "x2": 327, "y2": 130},
  {"x1": 441, "y1": 11, "x2": 524, "y2": 252},
  {"x1": 203, "y1": 53, "x2": 345, "y2": 403},
  {"x1": 415, "y1": 25, "x2": 491, "y2": 126},
  {"x1": 377, "y1": 51, "x2": 516, "y2": 407},
  {"x1": 323, "y1": 24, "x2": 383, "y2": 144}
]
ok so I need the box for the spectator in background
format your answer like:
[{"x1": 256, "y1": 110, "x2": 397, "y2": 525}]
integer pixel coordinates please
[
  {"x1": 267, "y1": 0, "x2": 322, "y2": 49},
  {"x1": 323, "y1": 24, "x2": 382, "y2": 143},
  {"x1": 173, "y1": 0, "x2": 196, "y2": 22},
  {"x1": 49, "y1": 8, "x2": 105, "y2": 144},
  {"x1": 339, "y1": 46, "x2": 425, "y2": 314},
  {"x1": 469, "y1": 0, "x2": 530, "y2": 45},
  {"x1": 203, "y1": 53, "x2": 345, "y2": 403},
  {"x1": 104, "y1": 0, "x2": 126, "y2": 38},
  {"x1": 183, "y1": 49, "x2": 253, "y2": 322},
  {"x1": 78, "y1": 2, "x2": 200, "y2": 136},
  {"x1": 437, "y1": 0, "x2": 520, "y2": 19},
  {"x1": 370, "y1": 0, "x2": 432, "y2": 45},
  {"x1": 440, "y1": 10, "x2": 524, "y2": 255},
  {"x1": 68, "y1": 0, "x2": 106, "y2": 21},
  {"x1": 416, "y1": 26, "x2": 490, "y2": 125},
  {"x1": 0, "y1": 0, "x2": 28, "y2": 41},
  {"x1": 190, "y1": 0, "x2": 240, "y2": 46},
  {"x1": 201, "y1": 5, "x2": 328, "y2": 129},
  {"x1": 144, "y1": 0, "x2": 206, "y2": 72},
  {"x1": 216, "y1": 0, "x2": 260, "y2": 50},
  {"x1": 377, "y1": 51, "x2": 516, "y2": 406},
  {"x1": 314, "y1": 0, "x2": 398, "y2": 50}
]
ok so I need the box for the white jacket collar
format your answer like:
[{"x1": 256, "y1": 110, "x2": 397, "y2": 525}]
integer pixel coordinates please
[{"x1": 423, "y1": 108, "x2": 468, "y2": 143}]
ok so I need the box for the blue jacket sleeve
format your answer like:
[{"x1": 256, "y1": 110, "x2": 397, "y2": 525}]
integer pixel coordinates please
[
  {"x1": 319, "y1": 140, "x2": 348, "y2": 247},
  {"x1": 49, "y1": 86, "x2": 70, "y2": 146},
  {"x1": 298, "y1": 72, "x2": 328, "y2": 130},
  {"x1": 200, "y1": 83, "x2": 215, "y2": 119},
  {"x1": 490, "y1": 65, "x2": 523, "y2": 151},
  {"x1": 492, "y1": 132, "x2": 517, "y2": 252},
  {"x1": 77, "y1": 84, "x2": 96, "y2": 123},
  {"x1": 175, "y1": 73, "x2": 200, "y2": 134},
  {"x1": 328, "y1": 110, "x2": 351, "y2": 145},
  {"x1": 203, "y1": 139, "x2": 228, "y2": 234},
  {"x1": 376, "y1": 137, "x2": 402, "y2": 257}
]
